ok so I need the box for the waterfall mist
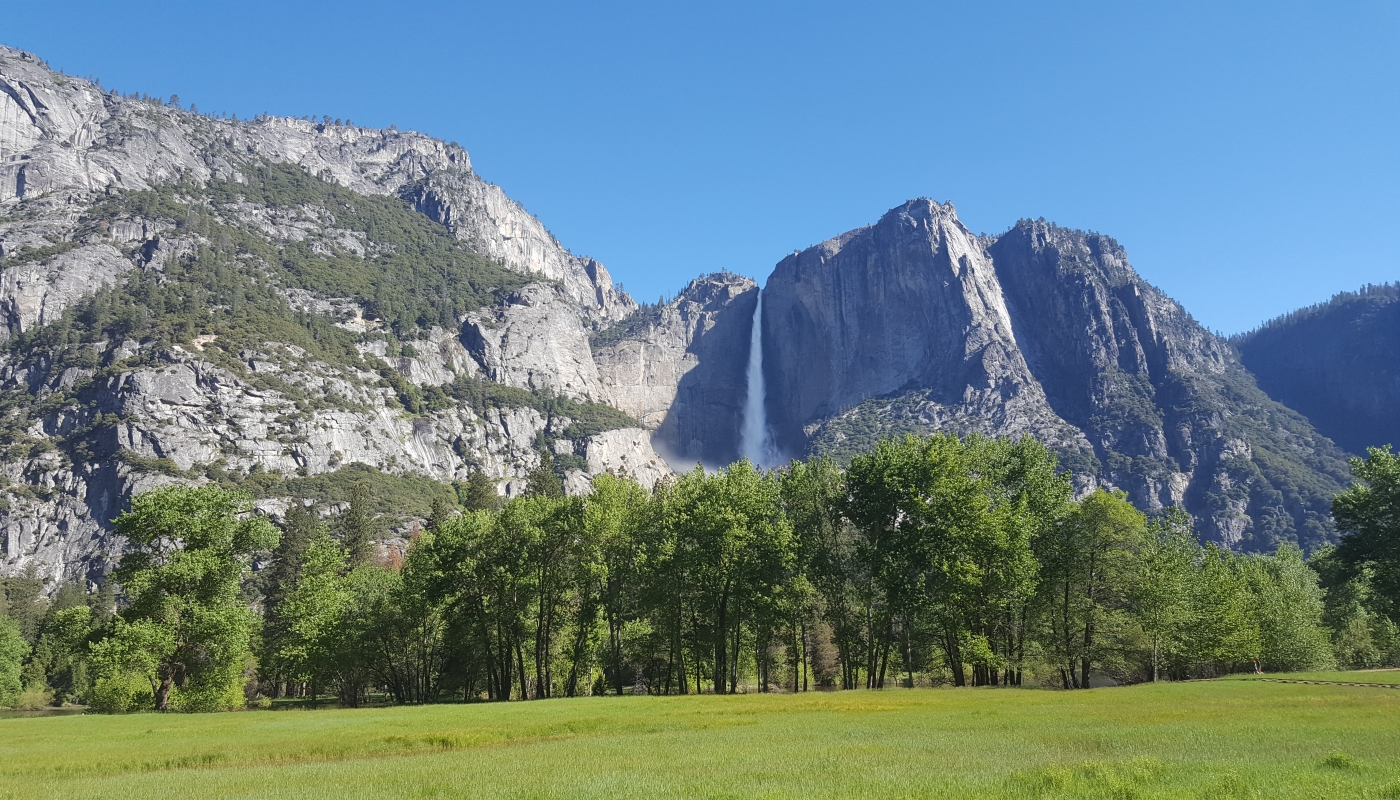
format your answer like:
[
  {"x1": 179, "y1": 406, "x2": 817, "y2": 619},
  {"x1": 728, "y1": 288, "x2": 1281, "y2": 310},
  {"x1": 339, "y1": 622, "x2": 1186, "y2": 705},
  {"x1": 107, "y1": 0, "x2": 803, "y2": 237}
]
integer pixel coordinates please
[{"x1": 740, "y1": 288, "x2": 781, "y2": 469}]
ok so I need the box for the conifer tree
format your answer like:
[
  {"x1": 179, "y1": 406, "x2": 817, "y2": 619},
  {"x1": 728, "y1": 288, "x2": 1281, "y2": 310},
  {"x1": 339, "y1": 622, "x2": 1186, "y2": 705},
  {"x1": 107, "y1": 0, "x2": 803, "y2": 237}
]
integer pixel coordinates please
[{"x1": 524, "y1": 450, "x2": 564, "y2": 499}]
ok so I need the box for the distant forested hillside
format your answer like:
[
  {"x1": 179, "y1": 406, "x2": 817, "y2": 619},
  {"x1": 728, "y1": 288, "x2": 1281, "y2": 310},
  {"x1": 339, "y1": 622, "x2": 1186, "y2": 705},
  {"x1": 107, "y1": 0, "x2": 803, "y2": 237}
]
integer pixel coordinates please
[{"x1": 1235, "y1": 284, "x2": 1400, "y2": 455}]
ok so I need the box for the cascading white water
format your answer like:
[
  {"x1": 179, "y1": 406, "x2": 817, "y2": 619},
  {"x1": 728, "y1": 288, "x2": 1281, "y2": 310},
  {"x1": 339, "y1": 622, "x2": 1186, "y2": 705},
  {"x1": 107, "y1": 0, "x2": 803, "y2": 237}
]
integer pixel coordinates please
[{"x1": 740, "y1": 288, "x2": 779, "y2": 469}]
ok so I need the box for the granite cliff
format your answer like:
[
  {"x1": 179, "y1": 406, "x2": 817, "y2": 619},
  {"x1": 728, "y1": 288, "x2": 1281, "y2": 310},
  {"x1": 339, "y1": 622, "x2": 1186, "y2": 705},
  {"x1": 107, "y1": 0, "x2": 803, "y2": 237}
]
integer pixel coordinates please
[
  {"x1": 0, "y1": 46, "x2": 675, "y2": 585},
  {"x1": 0, "y1": 44, "x2": 1378, "y2": 586},
  {"x1": 762, "y1": 200, "x2": 1352, "y2": 551}
]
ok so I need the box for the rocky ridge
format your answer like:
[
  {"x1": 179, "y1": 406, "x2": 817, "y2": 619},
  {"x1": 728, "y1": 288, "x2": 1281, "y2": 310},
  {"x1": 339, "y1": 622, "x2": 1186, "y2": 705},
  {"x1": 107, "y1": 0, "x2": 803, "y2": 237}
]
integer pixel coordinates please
[
  {"x1": 0, "y1": 43, "x2": 1374, "y2": 585},
  {"x1": 0, "y1": 47, "x2": 680, "y2": 585},
  {"x1": 764, "y1": 200, "x2": 1352, "y2": 551}
]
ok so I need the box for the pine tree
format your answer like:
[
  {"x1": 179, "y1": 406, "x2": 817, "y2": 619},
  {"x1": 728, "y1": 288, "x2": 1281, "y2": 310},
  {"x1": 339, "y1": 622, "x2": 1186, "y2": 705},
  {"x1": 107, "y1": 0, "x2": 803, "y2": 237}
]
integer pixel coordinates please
[
  {"x1": 459, "y1": 470, "x2": 501, "y2": 511},
  {"x1": 335, "y1": 483, "x2": 377, "y2": 567},
  {"x1": 524, "y1": 450, "x2": 564, "y2": 499},
  {"x1": 427, "y1": 495, "x2": 458, "y2": 533}
]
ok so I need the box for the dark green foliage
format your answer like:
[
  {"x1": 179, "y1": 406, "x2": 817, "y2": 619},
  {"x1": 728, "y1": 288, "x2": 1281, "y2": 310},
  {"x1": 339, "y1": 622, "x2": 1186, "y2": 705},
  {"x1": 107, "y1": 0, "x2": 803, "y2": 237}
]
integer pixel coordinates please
[
  {"x1": 206, "y1": 462, "x2": 459, "y2": 529},
  {"x1": 588, "y1": 305, "x2": 655, "y2": 353},
  {"x1": 439, "y1": 377, "x2": 640, "y2": 440},
  {"x1": 0, "y1": 616, "x2": 25, "y2": 707},
  {"x1": 1331, "y1": 447, "x2": 1400, "y2": 624},
  {"x1": 0, "y1": 567, "x2": 48, "y2": 644},
  {"x1": 1235, "y1": 283, "x2": 1400, "y2": 455},
  {"x1": 259, "y1": 501, "x2": 326, "y2": 693},
  {"x1": 0, "y1": 239, "x2": 82, "y2": 269},
  {"x1": 524, "y1": 450, "x2": 565, "y2": 499},
  {"x1": 335, "y1": 483, "x2": 377, "y2": 567},
  {"x1": 457, "y1": 469, "x2": 501, "y2": 512}
]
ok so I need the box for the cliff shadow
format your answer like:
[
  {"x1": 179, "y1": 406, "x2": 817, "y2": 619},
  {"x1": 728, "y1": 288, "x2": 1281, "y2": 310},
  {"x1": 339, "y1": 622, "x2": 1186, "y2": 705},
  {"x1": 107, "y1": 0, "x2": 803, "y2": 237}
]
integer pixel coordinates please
[{"x1": 652, "y1": 286, "x2": 758, "y2": 471}]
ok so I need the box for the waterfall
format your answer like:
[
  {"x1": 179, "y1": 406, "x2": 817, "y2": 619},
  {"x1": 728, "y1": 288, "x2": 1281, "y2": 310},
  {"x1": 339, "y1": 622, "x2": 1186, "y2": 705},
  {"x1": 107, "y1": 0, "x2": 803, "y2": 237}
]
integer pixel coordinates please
[{"x1": 741, "y1": 288, "x2": 779, "y2": 469}]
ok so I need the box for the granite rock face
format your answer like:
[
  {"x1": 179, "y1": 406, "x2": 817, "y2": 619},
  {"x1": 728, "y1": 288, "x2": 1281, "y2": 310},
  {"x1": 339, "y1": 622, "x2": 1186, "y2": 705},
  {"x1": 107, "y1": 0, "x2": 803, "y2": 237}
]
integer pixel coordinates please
[
  {"x1": 0, "y1": 46, "x2": 632, "y2": 326},
  {"x1": 0, "y1": 47, "x2": 667, "y2": 585},
  {"x1": 764, "y1": 200, "x2": 1351, "y2": 551},
  {"x1": 594, "y1": 274, "x2": 758, "y2": 469},
  {"x1": 462, "y1": 283, "x2": 605, "y2": 401},
  {"x1": 0, "y1": 42, "x2": 1373, "y2": 585},
  {"x1": 763, "y1": 201, "x2": 1091, "y2": 462}
]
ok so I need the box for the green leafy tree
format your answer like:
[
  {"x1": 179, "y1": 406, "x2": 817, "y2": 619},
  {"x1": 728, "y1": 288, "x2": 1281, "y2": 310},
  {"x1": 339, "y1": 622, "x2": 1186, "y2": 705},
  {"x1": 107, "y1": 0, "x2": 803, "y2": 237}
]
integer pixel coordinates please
[
  {"x1": 1238, "y1": 545, "x2": 1334, "y2": 671},
  {"x1": 1130, "y1": 509, "x2": 1196, "y2": 682},
  {"x1": 1035, "y1": 489, "x2": 1146, "y2": 688},
  {"x1": 260, "y1": 501, "x2": 325, "y2": 695},
  {"x1": 96, "y1": 485, "x2": 278, "y2": 711},
  {"x1": 657, "y1": 462, "x2": 793, "y2": 694},
  {"x1": 458, "y1": 469, "x2": 501, "y2": 512},
  {"x1": 275, "y1": 536, "x2": 373, "y2": 706},
  {"x1": 1332, "y1": 446, "x2": 1400, "y2": 624},
  {"x1": 581, "y1": 473, "x2": 648, "y2": 696},
  {"x1": 0, "y1": 616, "x2": 27, "y2": 707},
  {"x1": 782, "y1": 457, "x2": 865, "y2": 689},
  {"x1": 1177, "y1": 545, "x2": 1259, "y2": 677},
  {"x1": 1312, "y1": 546, "x2": 1400, "y2": 668}
]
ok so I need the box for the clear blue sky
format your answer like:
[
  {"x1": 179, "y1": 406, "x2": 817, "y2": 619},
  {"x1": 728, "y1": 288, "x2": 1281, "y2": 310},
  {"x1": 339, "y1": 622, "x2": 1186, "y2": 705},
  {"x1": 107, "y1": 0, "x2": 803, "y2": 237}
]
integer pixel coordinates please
[{"x1": 4, "y1": 1, "x2": 1397, "y2": 333}]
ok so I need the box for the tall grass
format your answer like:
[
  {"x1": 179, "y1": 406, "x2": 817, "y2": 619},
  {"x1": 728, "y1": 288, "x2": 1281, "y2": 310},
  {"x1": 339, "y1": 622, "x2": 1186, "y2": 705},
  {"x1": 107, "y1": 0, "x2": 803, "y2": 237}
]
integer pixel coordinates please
[{"x1": 2, "y1": 680, "x2": 1398, "y2": 798}]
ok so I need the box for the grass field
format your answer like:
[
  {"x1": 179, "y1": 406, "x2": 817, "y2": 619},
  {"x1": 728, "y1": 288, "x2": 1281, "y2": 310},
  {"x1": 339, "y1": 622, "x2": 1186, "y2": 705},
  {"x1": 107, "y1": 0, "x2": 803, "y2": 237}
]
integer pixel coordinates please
[
  {"x1": 2, "y1": 677, "x2": 1399, "y2": 799},
  {"x1": 1221, "y1": 669, "x2": 1400, "y2": 685}
]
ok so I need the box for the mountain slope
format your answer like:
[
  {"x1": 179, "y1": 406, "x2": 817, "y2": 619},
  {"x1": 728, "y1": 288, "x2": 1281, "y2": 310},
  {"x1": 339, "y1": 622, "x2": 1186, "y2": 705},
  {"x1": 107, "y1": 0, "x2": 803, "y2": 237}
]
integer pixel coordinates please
[
  {"x1": 763, "y1": 200, "x2": 1351, "y2": 551},
  {"x1": 1234, "y1": 283, "x2": 1400, "y2": 456},
  {"x1": 0, "y1": 46, "x2": 668, "y2": 584}
]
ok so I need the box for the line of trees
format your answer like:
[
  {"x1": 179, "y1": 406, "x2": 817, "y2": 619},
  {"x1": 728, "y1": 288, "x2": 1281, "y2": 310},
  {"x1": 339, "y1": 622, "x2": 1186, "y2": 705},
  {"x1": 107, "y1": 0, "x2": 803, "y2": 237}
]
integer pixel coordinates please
[{"x1": 3, "y1": 435, "x2": 1397, "y2": 711}]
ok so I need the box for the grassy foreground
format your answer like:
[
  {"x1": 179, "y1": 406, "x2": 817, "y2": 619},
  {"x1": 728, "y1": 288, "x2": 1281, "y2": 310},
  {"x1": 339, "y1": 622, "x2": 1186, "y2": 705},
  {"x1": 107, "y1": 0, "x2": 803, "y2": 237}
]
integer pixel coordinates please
[{"x1": 2, "y1": 680, "x2": 1399, "y2": 799}]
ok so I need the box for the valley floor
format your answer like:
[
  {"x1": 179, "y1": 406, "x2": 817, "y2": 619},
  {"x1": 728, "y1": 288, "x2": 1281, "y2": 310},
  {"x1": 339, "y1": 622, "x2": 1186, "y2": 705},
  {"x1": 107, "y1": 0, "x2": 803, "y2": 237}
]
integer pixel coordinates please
[{"x1": 2, "y1": 677, "x2": 1398, "y2": 799}]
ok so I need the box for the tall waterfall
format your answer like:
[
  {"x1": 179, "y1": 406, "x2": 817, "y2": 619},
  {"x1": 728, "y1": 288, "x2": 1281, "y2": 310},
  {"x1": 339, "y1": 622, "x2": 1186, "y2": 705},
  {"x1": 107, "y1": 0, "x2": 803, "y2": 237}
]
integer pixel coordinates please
[{"x1": 741, "y1": 288, "x2": 779, "y2": 469}]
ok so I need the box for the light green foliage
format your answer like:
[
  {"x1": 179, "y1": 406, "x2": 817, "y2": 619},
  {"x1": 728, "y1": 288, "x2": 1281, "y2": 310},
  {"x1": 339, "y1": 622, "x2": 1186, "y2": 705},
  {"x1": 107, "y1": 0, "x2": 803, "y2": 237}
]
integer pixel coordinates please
[
  {"x1": 582, "y1": 473, "x2": 649, "y2": 697},
  {"x1": 1034, "y1": 489, "x2": 1146, "y2": 688},
  {"x1": 0, "y1": 615, "x2": 27, "y2": 707},
  {"x1": 102, "y1": 485, "x2": 279, "y2": 711},
  {"x1": 653, "y1": 461, "x2": 795, "y2": 694},
  {"x1": 60, "y1": 431, "x2": 1397, "y2": 715},
  {"x1": 1238, "y1": 546, "x2": 1335, "y2": 671},
  {"x1": 1130, "y1": 510, "x2": 1198, "y2": 681},
  {"x1": 273, "y1": 536, "x2": 370, "y2": 706},
  {"x1": 842, "y1": 434, "x2": 1066, "y2": 687}
]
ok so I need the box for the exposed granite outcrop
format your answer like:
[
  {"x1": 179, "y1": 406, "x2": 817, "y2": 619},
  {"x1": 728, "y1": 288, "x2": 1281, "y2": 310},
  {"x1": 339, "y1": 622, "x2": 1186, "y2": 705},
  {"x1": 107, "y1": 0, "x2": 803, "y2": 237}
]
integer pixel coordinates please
[
  {"x1": 765, "y1": 200, "x2": 1351, "y2": 551},
  {"x1": 0, "y1": 47, "x2": 668, "y2": 584},
  {"x1": 0, "y1": 45, "x2": 632, "y2": 324},
  {"x1": 462, "y1": 283, "x2": 605, "y2": 401},
  {"x1": 593, "y1": 274, "x2": 758, "y2": 469}
]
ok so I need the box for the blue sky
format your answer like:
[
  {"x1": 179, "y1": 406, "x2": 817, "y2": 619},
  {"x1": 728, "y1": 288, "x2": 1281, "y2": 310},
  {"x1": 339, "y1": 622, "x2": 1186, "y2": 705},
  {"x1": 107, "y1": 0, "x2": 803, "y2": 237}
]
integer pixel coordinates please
[{"x1": 4, "y1": 1, "x2": 1396, "y2": 333}]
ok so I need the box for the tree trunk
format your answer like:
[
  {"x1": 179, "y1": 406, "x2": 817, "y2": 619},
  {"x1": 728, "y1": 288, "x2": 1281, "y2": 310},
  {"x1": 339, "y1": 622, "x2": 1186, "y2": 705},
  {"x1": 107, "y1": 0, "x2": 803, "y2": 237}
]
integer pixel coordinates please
[
  {"x1": 153, "y1": 673, "x2": 174, "y2": 712},
  {"x1": 515, "y1": 638, "x2": 529, "y2": 701},
  {"x1": 715, "y1": 591, "x2": 729, "y2": 695}
]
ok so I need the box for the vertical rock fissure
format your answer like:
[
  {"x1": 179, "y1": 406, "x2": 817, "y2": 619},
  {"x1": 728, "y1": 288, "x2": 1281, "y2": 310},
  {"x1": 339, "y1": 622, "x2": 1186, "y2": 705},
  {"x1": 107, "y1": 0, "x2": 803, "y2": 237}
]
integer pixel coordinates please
[{"x1": 741, "y1": 288, "x2": 780, "y2": 469}]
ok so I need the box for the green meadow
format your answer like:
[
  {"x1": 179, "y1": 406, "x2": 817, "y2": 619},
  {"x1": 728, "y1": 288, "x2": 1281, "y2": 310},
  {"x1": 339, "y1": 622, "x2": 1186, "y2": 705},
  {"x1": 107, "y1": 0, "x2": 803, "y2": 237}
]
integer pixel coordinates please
[{"x1": 3, "y1": 677, "x2": 1399, "y2": 799}]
